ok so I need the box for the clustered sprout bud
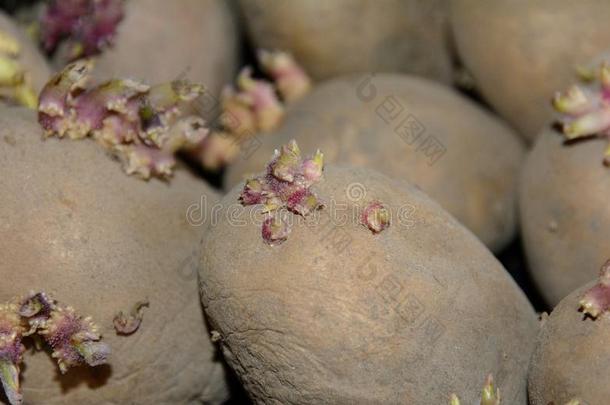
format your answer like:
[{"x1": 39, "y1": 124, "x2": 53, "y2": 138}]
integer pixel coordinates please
[
  {"x1": 0, "y1": 30, "x2": 37, "y2": 108},
  {"x1": 196, "y1": 50, "x2": 312, "y2": 171},
  {"x1": 0, "y1": 292, "x2": 109, "y2": 405},
  {"x1": 552, "y1": 62, "x2": 610, "y2": 166},
  {"x1": 39, "y1": 0, "x2": 124, "y2": 61},
  {"x1": 239, "y1": 140, "x2": 324, "y2": 245},
  {"x1": 223, "y1": 67, "x2": 284, "y2": 134},
  {"x1": 0, "y1": 303, "x2": 25, "y2": 405},
  {"x1": 579, "y1": 259, "x2": 610, "y2": 319},
  {"x1": 257, "y1": 49, "x2": 312, "y2": 103},
  {"x1": 38, "y1": 60, "x2": 209, "y2": 180}
]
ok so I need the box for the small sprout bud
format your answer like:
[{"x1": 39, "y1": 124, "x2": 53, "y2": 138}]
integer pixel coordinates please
[
  {"x1": 565, "y1": 400, "x2": 582, "y2": 405},
  {"x1": 481, "y1": 374, "x2": 501, "y2": 405},
  {"x1": 270, "y1": 140, "x2": 301, "y2": 182},
  {"x1": 38, "y1": 61, "x2": 209, "y2": 180},
  {"x1": 449, "y1": 394, "x2": 461, "y2": 405},
  {"x1": 0, "y1": 32, "x2": 19, "y2": 57},
  {"x1": 301, "y1": 149, "x2": 324, "y2": 183},
  {"x1": 562, "y1": 109, "x2": 610, "y2": 140},
  {"x1": 40, "y1": 0, "x2": 124, "y2": 61},
  {"x1": 552, "y1": 86, "x2": 589, "y2": 115},
  {"x1": 0, "y1": 57, "x2": 24, "y2": 87},
  {"x1": 39, "y1": 305, "x2": 109, "y2": 373},
  {"x1": 262, "y1": 215, "x2": 291, "y2": 246},
  {"x1": 240, "y1": 140, "x2": 324, "y2": 245},
  {"x1": 18, "y1": 292, "x2": 55, "y2": 335},
  {"x1": 579, "y1": 260, "x2": 610, "y2": 319},
  {"x1": 193, "y1": 131, "x2": 240, "y2": 171},
  {"x1": 219, "y1": 87, "x2": 256, "y2": 135},
  {"x1": 0, "y1": 31, "x2": 38, "y2": 109},
  {"x1": 0, "y1": 304, "x2": 25, "y2": 405},
  {"x1": 361, "y1": 201, "x2": 390, "y2": 234},
  {"x1": 113, "y1": 300, "x2": 149, "y2": 335},
  {"x1": 13, "y1": 85, "x2": 37, "y2": 109},
  {"x1": 552, "y1": 63, "x2": 610, "y2": 165},
  {"x1": 257, "y1": 49, "x2": 312, "y2": 103},
  {"x1": 210, "y1": 330, "x2": 221, "y2": 343},
  {"x1": 231, "y1": 67, "x2": 284, "y2": 133}
]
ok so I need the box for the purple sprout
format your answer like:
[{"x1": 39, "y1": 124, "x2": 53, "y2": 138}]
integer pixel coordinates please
[
  {"x1": 38, "y1": 60, "x2": 209, "y2": 180},
  {"x1": 0, "y1": 304, "x2": 25, "y2": 405},
  {"x1": 40, "y1": 0, "x2": 124, "y2": 61},
  {"x1": 113, "y1": 300, "x2": 149, "y2": 335},
  {"x1": 39, "y1": 305, "x2": 109, "y2": 373},
  {"x1": 240, "y1": 140, "x2": 324, "y2": 245},
  {"x1": 360, "y1": 201, "x2": 390, "y2": 234},
  {"x1": 552, "y1": 62, "x2": 610, "y2": 166}
]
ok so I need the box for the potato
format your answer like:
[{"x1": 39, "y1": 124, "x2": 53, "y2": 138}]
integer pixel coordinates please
[
  {"x1": 238, "y1": 0, "x2": 453, "y2": 83},
  {"x1": 450, "y1": 0, "x2": 610, "y2": 142},
  {"x1": 46, "y1": 0, "x2": 239, "y2": 105},
  {"x1": 0, "y1": 108, "x2": 228, "y2": 404},
  {"x1": 528, "y1": 267, "x2": 610, "y2": 405},
  {"x1": 227, "y1": 74, "x2": 525, "y2": 253},
  {"x1": 520, "y1": 85, "x2": 610, "y2": 305},
  {"x1": 200, "y1": 143, "x2": 538, "y2": 404}
]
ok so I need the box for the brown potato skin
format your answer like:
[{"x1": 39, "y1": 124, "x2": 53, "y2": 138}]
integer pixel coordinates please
[
  {"x1": 520, "y1": 129, "x2": 610, "y2": 306},
  {"x1": 528, "y1": 283, "x2": 610, "y2": 404},
  {"x1": 0, "y1": 11, "x2": 50, "y2": 93},
  {"x1": 239, "y1": 0, "x2": 453, "y2": 83},
  {"x1": 451, "y1": 0, "x2": 610, "y2": 142},
  {"x1": 227, "y1": 74, "x2": 525, "y2": 253},
  {"x1": 201, "y1": 165, "x2": 538, "y2": 404},
  {"x1": 91, "y1": 0, "x2": 239, "y2": 105},
  {"x1": 0, "y1": 108, "x2": 227, "y2": 404}
]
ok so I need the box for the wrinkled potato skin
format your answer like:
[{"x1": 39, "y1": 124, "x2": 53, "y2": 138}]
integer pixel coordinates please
[
  {"x1": 239, "y1": 0, "x2": 453, "y2": 83},
  {"x1": 227, "y1": 74, "x2": 524, "y2": 253},
  {"x1": 528, "y1": 283, "x2": 610, "y2": 404},
  {"x1": 0, "y1": 109, "x2": 227, "y2": 404},
  {"x1": 92, "y1": 0, "x2": 239, "y2": 102},
  {"x1": 201, "y1": 165, "x2": 538, "y2": 404},
  {"x1": 520, "y1": 129, "x2": 610, "y2": 306},
  {"x1": 0, "y1": 11, "x2": 50, "y2": 93},
  {"x1": 451, "y1": 0, "x2": 610, "y2": 142}
]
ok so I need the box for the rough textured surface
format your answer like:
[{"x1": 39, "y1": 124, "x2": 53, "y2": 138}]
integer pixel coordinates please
[
  {"x1": 451, "y1": 0, "x2": 610, "y2": 142},
  {"x1": 86, "y1": 0, "x2": 239, "y2": 114},
  {"x1": 201, "y1": 164, "x2": 538, "y2": 404},
  {"x1": 529, "y1": 283, "x2": 610, "y2": 405},
  {"x1": 227, "y1": 74, "x2": 525, "y2": 253},
  {"x1": 239, "y1": 0, "x2": 453, "y2": 83},
  {"x1": 520, "y1": 128, "x2": 610, "y2": 306},
  {"x1": 0, "y1": 108, "x2": 228, "y2": 404},
  {"x1": 0, "y1": 10, "x2": 50, "y2": 93}
]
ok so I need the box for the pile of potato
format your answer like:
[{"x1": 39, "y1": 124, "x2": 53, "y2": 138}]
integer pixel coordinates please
[{"x1": 0, "y1": 1, "x2": 609, "y2": 404}]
